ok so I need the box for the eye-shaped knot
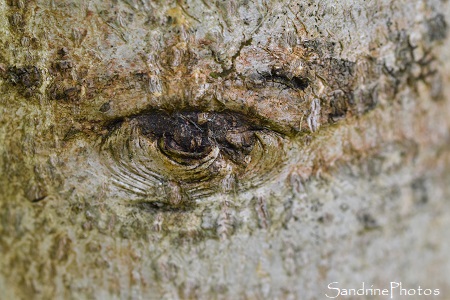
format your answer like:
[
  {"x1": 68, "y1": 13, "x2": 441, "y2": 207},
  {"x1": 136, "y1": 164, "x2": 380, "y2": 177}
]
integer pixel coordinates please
[
  {"x1": 136, "y1": 111, "x2": 261, "y2": 165},
  {"x1": 100, "y1": 110, "x2": 288, "y2": 207}
]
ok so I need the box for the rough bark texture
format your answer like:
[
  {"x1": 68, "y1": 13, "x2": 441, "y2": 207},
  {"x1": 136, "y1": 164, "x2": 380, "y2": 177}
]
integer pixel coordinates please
[{"x1": 0, "y1": 0, "x2": 450, "y2": 299}]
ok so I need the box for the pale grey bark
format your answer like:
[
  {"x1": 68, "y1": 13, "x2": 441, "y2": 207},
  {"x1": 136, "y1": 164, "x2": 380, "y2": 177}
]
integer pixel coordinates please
[{"x1": 1, "y1": 0, "x2": 450, "y2": 299}]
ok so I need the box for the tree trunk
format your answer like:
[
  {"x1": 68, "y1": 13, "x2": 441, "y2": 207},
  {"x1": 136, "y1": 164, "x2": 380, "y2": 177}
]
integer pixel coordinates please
[{"x1": 1, "y1": 0, "x2": 449, "y2": 299}]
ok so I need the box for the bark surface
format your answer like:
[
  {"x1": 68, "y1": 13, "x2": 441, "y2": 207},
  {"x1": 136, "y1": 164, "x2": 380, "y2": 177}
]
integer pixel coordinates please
[{"x1": 0, "y1": 0, "x2": 450, "y2": 299}]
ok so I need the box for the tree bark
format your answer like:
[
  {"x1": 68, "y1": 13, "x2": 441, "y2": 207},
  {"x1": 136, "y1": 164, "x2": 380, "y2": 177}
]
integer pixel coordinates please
[{"x1": 1, "y1": 0, "x2": 450, "y2": 299}]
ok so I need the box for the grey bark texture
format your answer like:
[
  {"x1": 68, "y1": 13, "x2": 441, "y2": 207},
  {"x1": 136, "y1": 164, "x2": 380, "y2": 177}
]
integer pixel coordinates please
[{"x1": 0, "y1": 0, "x2": 450, "y2": 299}]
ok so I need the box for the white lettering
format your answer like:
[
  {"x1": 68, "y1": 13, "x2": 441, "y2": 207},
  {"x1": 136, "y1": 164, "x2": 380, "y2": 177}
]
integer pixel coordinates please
[
  {"x1": 407, "y1": 289, "x2": 416, "y2": 296},
  {"x1": 325, "y1": 282, "x2": 340, "y2": 299},
  {"x1": 390, "y1": 282, "x2": 400, "y2": 299},
  {"x1": 417, "y1": 286, "x2": 423, "y2": 295},
  {"x1": 357, "y1": 282, "x2": 365, "y2": 295},
  {"x1": 326, "y1": 281, "x2": 440, "y2": 298}
]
